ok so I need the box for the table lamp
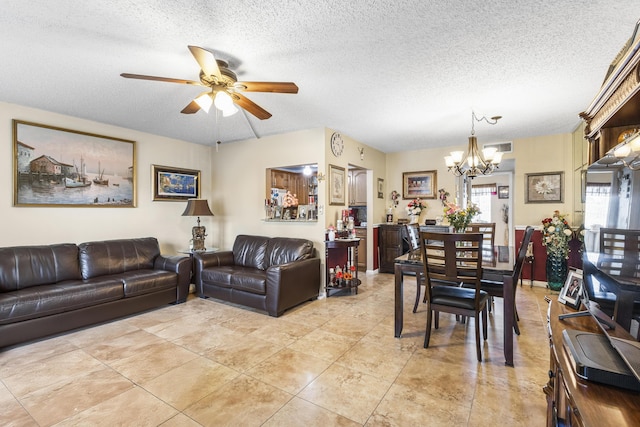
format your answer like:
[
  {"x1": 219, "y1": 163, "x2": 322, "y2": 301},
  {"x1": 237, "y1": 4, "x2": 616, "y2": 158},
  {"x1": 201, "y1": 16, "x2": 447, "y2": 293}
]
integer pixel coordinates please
[{"x1": 182, "y1": 199, "x2": 214, "y2": 251}]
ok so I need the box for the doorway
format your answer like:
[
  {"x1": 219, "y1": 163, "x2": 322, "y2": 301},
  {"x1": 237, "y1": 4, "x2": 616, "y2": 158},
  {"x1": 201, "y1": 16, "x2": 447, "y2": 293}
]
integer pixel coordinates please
[{"x1": 463, "y1": 160, "x2": 514, "y2": 247}]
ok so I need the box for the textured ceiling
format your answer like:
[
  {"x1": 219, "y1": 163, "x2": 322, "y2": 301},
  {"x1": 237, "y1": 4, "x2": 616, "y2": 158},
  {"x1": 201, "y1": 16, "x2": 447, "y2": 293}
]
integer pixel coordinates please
[{"x1": 2, "y1": 1, "x2": 640, "y2": 153}]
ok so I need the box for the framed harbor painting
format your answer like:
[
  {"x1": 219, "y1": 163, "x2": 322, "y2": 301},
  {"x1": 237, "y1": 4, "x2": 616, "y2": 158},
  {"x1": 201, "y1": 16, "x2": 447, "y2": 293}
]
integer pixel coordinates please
[
  {"x1": 13, "y1": 120, "x2": 136, "y2": 207},
  {"x1": 152, "y1": 165, "x2": 200, "y2": 201}
]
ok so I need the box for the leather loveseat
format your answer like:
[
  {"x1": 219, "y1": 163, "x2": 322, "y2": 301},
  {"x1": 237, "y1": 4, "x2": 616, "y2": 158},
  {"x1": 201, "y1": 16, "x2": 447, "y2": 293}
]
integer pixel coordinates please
[
  {"x1": 194, "y1": 235, "x2": 320, "y2": 317},
  {"x1": 0, "y1": 237, "x2": 190, "y2": 348}
]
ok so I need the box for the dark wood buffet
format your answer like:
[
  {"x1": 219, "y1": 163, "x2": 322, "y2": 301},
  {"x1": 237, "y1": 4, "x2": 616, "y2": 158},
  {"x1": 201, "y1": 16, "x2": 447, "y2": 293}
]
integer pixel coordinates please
[{"x1": 545, "y1": 301, "x2": 640, "y2": 426}]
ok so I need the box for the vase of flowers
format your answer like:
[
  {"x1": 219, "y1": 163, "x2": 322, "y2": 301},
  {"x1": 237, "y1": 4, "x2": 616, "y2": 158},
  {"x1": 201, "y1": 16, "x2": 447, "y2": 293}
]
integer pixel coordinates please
[
  {"x1": 406, "y1": 198, "x2": 427, "y2": 223},
  {"x1": 443, "y1": 202, "x2": 480, "y2": 232},
  {"x1": 541, "y1": 211, "x2": 573, "y2": 291}
]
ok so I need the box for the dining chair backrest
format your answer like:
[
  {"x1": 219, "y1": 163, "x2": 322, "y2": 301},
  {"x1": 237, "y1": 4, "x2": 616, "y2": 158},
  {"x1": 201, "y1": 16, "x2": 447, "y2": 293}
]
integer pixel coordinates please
[
  {"x1": 466, "y1": 222, "x2": 496, "y2": 249},
  {"x1": 419, "y1": 231, "x2": 484, "y2": 296},
  {"x1": 597, "y1": 227, "x2": 640, "y2": 280},
  {"x1": 511, "y1": 226, "x2": 535, "y2": 284},
  {"x1": 405, "y1": 223, "x2": 420, "y2": 252}
]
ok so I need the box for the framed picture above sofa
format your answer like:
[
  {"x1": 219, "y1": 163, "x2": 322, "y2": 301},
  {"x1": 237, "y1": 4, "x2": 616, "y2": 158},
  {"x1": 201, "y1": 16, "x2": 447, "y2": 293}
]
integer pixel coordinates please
[
  {"x1": 13, "y1": 119, "x2": 136, "y2": 207},
  {"x1": 152, "y1": 164, "x2": 201, "y2": 201}
]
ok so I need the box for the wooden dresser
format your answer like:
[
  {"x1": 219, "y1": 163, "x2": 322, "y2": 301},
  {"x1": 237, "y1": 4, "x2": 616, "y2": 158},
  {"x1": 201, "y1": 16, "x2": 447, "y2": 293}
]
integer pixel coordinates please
[{"x1": 545, "y1": 300, "x2": 640, "y2": 426}]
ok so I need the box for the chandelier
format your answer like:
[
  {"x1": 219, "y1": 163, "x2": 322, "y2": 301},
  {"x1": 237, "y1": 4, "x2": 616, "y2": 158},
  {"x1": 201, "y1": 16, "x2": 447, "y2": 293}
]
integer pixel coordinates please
[{"x1": 445, "y1": 111, "x2": 503, "y2": 178}]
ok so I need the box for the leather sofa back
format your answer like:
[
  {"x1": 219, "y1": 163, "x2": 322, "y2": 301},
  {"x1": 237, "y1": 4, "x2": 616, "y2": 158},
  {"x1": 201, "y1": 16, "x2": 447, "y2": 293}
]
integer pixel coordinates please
[
  {"x1": 79, "y1": 237, "x2": 160, "y2": 280},
  {"x1": 232, "y1": 235, "x2": 268, "y2": 270},
  {"x1": 231, "y1": 235, "x2": 315, "y2": 271},
  {"x1": 266, "y1": 237, "x2": 314, "y2": 267},
  {"x1": 0, "y1": 244, "x2": 81, "y2": 292}
]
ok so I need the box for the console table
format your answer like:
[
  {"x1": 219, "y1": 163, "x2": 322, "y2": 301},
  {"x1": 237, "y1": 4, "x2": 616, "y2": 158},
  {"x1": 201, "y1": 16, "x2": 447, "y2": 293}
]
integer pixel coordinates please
[
  {"x1": 325, "y1": 239, "x2": 360, "y2": 296},
  {"x1": 544, "y1": 300, "x2": 640, "y2": 426}
]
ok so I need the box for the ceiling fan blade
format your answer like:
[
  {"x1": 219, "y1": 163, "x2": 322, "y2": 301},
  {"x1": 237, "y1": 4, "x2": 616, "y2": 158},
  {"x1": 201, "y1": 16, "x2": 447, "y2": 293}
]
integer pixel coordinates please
[
  {"x1": 120, "y1": 73, "x2": 202, "y2": 85},
  {"x1": 232, "y1": 93, "x2": 272, "y2": 120},
  {"x1": 188, "y1": 45, "x2": 221, "y2": 79},
  {"x1": 235, "y1": 81, "x2": 299, "y2": 93},
  {"x1": 181, "y1": 100, "x2": 201, "y2": 114}
]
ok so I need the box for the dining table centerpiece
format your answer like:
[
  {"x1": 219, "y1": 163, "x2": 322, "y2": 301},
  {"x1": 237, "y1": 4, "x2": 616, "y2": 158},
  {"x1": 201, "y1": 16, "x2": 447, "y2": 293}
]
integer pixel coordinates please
[
  {"x1": 406, "y1": 198, "x2": 427, "y2": 223},
  {"x1": 443, "y1": 202, "x2": 480, "y2": 232},
  {"x1": 541, "y1": 210, "x2": 572, "y2": 291}
]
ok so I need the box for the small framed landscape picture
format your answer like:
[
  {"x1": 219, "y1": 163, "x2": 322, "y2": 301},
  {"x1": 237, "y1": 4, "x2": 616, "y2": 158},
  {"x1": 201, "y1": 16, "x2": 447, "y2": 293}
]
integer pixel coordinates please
[
  {"x1": 152, "y1": 165, "x2": 200, "y2": 201},
  {"x1": 329, "y1": 164, "x2": 346, "y2": 205},
  {"x1": 498, "y1": 185, "x2": 509, "y2": 199},
  {"x1": 559, "y1": 270, "x2": 583, "y2": 309},
  {"x1": 377, "y1": 178, "x2": 384, "y2": 199},
  {"x1": 402, "y1": 170, "x2": 437, "y2": 199}
]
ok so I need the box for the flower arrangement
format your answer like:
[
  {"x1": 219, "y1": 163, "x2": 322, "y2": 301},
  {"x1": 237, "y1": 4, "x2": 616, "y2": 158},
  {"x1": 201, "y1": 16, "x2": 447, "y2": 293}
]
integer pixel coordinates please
[
  {"x1": 541, "y1": 211, "x2": 573, "y2": 259},
  {"x1": 406, "y1": 198, "x2": 427, "y2": 216},
  {"x1": 282, "y1": 191, "x2": 298, "y2": 208},
  {"x1": 444, "y1": 202, "x2": 480, "y2": 231}
]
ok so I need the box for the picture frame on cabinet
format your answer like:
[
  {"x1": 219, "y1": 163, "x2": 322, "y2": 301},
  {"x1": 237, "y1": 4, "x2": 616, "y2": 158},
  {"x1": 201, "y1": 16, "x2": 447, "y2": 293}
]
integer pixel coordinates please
[
  {"x1": 402, "y1": 170, "x2": 437, "y2": 199},
  {"x1": 13, "y1": 119, "x2": 136, "y2": 207},
  {"x1": 152, "y1": 165, "x2": 200, "y2": 201},
  {"x1": 558, "y1": 269, "x2": 583, "y2": 309},
  {"x1": 329, "y1": 164, "x2": 346, "y2": 205}
]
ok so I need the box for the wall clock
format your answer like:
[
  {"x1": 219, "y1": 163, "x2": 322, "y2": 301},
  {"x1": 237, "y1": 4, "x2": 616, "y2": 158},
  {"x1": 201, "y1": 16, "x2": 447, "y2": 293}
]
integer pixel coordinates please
[{"x1": 331, "y1": 132, "x2": 344, "y2": 157}]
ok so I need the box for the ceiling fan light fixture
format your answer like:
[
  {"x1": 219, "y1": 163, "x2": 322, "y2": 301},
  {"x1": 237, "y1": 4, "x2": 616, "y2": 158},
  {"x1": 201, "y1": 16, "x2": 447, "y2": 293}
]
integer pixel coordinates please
[
  {"x1": 194, "y1": 93, "x2": 213, "y2": 113},
  {"x1": 214, "y1": 91, "x2": 234, "y2": 111},
  {"x1": 222, "y1": 104, "x2": 238, "y2": 117}
]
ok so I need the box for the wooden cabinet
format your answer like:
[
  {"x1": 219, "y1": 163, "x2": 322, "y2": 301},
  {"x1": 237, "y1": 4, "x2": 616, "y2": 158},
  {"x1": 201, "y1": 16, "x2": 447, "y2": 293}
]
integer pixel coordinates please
[
  {"x1": 545, "y1": 301, "x2": 640, "y2": 426},
  {"x1": 355, "y1": 228, "x2": 366, "y2": 271},
  {"x1": 348, "y1": 169, "x2": 367, "y2": 206},
  {"x1": 378, "y1": 224, "x2": 409, "y2": 273}
]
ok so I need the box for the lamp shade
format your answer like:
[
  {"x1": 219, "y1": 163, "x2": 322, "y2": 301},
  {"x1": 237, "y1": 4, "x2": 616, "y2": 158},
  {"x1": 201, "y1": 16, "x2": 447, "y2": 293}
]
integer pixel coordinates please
[{"x1": 182, "y1": 199, "x2": 214, "y2": 217}]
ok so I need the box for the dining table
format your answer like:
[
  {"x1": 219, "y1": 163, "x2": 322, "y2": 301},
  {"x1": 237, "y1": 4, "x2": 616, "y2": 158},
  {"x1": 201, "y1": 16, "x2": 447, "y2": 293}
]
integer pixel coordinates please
[{"x1": 394, "y1": 245, "x2": 518, "y2": 366}]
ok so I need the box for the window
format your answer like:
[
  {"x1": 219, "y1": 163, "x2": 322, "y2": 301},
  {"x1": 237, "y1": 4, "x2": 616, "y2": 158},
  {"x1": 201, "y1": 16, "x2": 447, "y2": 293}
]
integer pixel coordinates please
[
  {"x1": 584, "y1": 182, "x2": 610, "y2": 228},
  {"x1": 471, "y1": 184, "x2": 495, "y2": 223}
]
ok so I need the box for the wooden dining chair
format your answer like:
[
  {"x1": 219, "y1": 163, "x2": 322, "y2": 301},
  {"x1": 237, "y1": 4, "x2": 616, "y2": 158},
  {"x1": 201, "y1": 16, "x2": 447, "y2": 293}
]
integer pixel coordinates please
[
  {"x1": 403, "y1": 224, "x2": 426, "y2": 313},
  {"x1": 418, "y1": 231, "x2": 489, "y2": 361},
  {"x1": 473, "y1": 226, "x2": 535, "y2": 335},
  {"x1": 466, "y1": 222, "x2": 496, "y2": 251}
]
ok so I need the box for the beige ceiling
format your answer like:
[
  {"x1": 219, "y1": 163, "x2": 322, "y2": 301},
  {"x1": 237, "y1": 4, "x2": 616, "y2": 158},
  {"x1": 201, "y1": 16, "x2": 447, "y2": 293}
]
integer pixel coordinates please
[{"x1": 2, "y1": 1, "x2": 640, "y2": 153}]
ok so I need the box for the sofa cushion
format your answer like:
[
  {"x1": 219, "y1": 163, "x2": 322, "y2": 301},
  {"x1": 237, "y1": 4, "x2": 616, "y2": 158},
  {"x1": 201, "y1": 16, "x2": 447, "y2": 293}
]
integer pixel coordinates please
[
  {"x1": 0, "y1": 244, "x2": 81, "y2": 292},
  {"x1": 0, "y1": 278, "x2": 124, "y2": 324},
  {"x1": 232, "y1": 235, "x2": 268, "y2": 270},
  {"x1": 121, "y1": 270, "x2": 177, "y2": 297},
  {"x1": 200, "y1": 265, "x2": 267, "y2": 295},
  {"x1": 265, "y1": 237, "x2": 314, "y2": 268},
  {"x1": 79, "y1": 237, "x2": 160, "y2": 280}
]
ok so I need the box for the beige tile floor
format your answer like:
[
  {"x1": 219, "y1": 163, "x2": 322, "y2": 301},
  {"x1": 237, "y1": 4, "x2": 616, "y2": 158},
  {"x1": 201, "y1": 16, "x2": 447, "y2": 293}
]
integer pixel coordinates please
[{"x1": 0, "y1": 273, "x2": 552, "y2": 426}]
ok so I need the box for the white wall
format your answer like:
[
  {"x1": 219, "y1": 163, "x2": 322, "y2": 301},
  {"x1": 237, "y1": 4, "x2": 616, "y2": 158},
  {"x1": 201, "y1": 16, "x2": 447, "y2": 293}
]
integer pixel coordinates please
[{"x1": 1, "y1": 101, "x2": 213, "y2": 254}]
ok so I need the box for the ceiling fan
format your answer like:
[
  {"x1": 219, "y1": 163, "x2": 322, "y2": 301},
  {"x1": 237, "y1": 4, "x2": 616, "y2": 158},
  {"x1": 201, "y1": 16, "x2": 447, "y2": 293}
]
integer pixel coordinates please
[{"x1": 120, "y1": 45, "x2": 298, "y2": 120}]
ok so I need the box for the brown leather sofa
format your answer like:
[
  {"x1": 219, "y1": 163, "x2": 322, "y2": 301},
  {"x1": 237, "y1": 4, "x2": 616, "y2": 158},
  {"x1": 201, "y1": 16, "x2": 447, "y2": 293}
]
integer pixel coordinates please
[
  {"x1": 194, "y1": 235, "x2": 320, "y2": 317},
  {"x1": 0, "y1": 237, "x2": 191, "y2": 348}
]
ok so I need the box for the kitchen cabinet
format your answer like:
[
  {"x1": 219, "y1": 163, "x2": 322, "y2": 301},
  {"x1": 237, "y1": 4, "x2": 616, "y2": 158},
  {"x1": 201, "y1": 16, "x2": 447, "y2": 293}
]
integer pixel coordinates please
[
  {"x1": 349, "y1": 169, "x2": 367, "y2": 206},
  {"x1": 355, "y1": 228, "x2": 367, "y2": 271}
]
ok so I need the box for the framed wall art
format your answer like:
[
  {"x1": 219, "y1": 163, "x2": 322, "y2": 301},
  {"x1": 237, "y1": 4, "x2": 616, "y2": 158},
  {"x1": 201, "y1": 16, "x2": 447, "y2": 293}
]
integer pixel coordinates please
[
  {"x1": 329, "y1": 164, "x2": 346, "y2": 205},
  {"x1": 13, "y1": 120, "x2": 136, "y2": 207},
  {"x1": 402, "y1": 170, "x2": 437, "y2": 199},
  {"x1": 377, "y1": 178, "x2": 384, "y2": 199},
  {"x1": 498, "y1": 185, "x2": 509, "y2": 199},
  {"x1": 525, "y1": 171, "x2": 564, "y2": 203},
  {"x1": 152, "y1": 165, "x2": 201, "y2": 201}
]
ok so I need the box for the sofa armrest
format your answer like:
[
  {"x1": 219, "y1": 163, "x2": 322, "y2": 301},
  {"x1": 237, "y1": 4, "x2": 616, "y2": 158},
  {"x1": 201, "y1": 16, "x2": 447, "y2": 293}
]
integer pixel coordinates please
[
  {"x1": 193, "y1": 251, "x2": 235, "y2": 288},
  {"x1": 265, "y1": 258, "x2": 321, "y2": 316},
  {"x1": 154, "y1": 255, "x2": 191, "y2": 303}
]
